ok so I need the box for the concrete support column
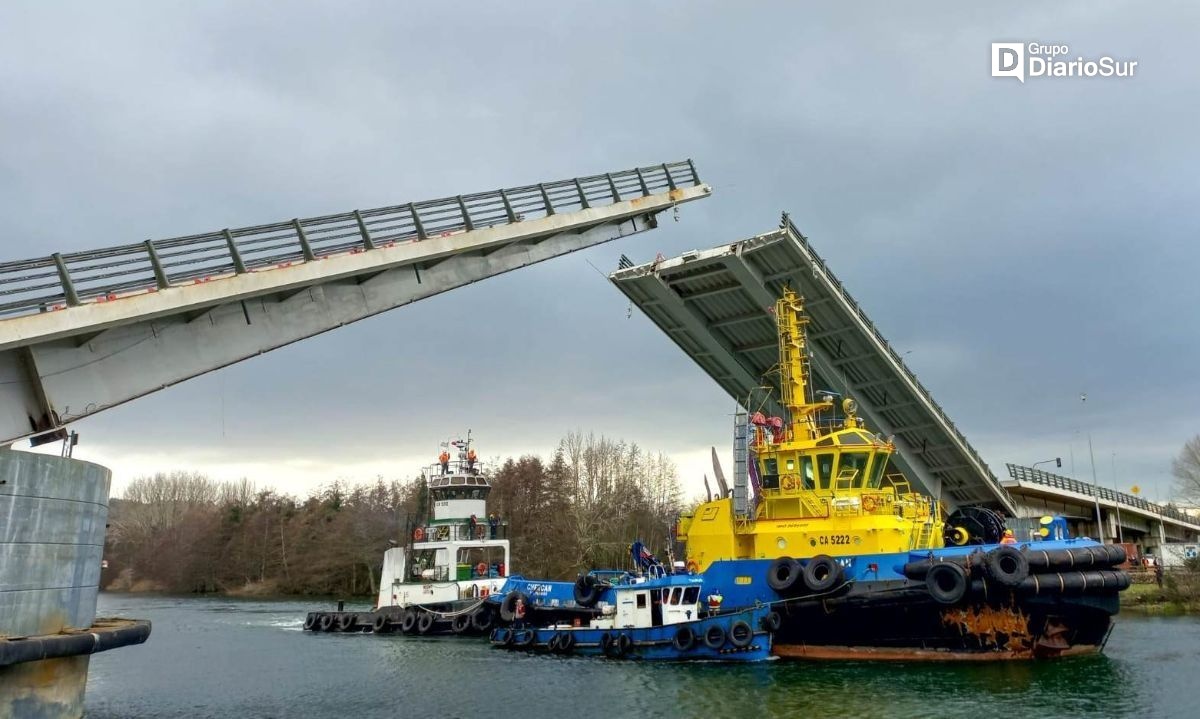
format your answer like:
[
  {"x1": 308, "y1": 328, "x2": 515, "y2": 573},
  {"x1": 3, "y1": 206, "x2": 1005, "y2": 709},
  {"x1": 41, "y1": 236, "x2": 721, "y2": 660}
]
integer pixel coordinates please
[{"x1": 1, "y1": 448, "x2": 110, "y2": 718}]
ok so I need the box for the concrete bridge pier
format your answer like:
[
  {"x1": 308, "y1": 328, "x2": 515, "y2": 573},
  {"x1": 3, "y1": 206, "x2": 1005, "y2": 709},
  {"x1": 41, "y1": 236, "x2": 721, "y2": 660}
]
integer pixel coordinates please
[{"x1": 0, "y1": 448, "x2": 149, "y2": 718}]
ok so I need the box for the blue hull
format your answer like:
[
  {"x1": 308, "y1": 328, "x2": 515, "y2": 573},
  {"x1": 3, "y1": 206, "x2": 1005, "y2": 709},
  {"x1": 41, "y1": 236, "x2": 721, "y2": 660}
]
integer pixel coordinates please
[{"x1": 489, "y1": 606, "x2": 772, "y2": 662}]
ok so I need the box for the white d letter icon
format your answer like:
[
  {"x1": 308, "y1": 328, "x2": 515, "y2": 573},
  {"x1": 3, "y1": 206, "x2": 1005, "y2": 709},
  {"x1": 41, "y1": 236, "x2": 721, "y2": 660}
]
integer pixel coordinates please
[{"x1": 991, "y1": 43, "x2": 1025, "y2": 82}]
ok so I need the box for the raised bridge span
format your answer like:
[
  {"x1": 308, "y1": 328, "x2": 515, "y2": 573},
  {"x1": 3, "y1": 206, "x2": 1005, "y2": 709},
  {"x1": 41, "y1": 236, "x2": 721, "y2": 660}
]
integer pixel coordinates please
[
  {"x1": 0, "y1": 161, "x2": 710, "y2": 446},
  {"x1": 611, "y1": 215, "x2": 1015, "y2": 513}
]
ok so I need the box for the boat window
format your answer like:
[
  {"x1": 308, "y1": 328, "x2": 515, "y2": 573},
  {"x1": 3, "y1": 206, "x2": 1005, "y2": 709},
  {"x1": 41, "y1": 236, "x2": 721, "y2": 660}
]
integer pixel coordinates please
[
  {"x1": 816, "y1": 437, "x2": 835, "y2": 447},
  {"x1": 451, "y1": 477, "x2": 465, "y2": 485},
  {"x1": 682, "y1": 587, "x2": 700, "y2": 604},
  {"x1": 669, "y1": 587, "x2": 682, "y2": 605},
  {"x1": 636, "y1": 593, "x2": 647, "y2": 609},
  {"x1": 801, "y1": 456, "x2": 815, "y2": 490},
  {"x1": 816, "y1": 453, "x2": 835, "y2": 490},
  {"x1": 838, "y1": 432, "x2": 870, "y2": 445},
  {"x1": 838, "y1": 452, "x2": 871, "y2": 488},
  {"x1": 868, "y1": 452, "x2": 889, "y2": 488},
  {"x1": 762, "y1": 457, "x2": 779, "y2": 490}
]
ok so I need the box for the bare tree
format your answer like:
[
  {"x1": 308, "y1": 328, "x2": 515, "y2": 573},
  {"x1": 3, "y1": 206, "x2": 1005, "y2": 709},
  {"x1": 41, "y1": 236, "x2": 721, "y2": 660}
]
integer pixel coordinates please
[{"x1": 1172, "y1": 435, "x2": 1200, "y2": 504}]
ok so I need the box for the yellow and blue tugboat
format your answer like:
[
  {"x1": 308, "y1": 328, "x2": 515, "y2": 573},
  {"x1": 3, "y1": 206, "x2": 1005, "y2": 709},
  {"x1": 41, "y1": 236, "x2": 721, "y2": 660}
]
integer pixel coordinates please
[{"x1": 677, "y1": 289, "x2": 1129, "y2": 660}]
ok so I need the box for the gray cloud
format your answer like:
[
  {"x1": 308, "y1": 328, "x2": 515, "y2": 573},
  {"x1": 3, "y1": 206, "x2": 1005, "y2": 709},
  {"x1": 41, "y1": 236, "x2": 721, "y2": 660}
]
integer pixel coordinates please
[{"x1": 2, "y1": 1, "x2": 1195, "y2": 500}]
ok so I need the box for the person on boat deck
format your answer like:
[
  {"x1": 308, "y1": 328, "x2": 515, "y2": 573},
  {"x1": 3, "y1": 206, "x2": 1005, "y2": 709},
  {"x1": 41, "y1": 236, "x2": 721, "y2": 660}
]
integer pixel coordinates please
[
  {"x1": 488, "y1": 513, "x2": 499, "y2": 539},
  {"x1": 514, "y1": 597, "x2": 526, "y2": 628},
  {"x1": 1000, "y1": 529, "x2": 1017, "y2": 545},
  {"x1": 467, "y1": 448, "x2": 477, "y2": 472},
  {"x1": 439, "y1": 450, "x2": 450, "y2": 474},
  {"x1": 469, "y1": 514, "x2": 478, "y2": 537}
]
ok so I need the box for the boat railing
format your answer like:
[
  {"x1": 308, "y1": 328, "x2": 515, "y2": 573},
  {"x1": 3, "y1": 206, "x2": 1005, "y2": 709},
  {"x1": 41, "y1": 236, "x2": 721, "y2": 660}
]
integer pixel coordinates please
[
  {"x1": 417, "y1": 520, "x2": 509, "y2": 543},
  {"x1": 426, "y1": 459, "x2": 488, "y2": 479}
]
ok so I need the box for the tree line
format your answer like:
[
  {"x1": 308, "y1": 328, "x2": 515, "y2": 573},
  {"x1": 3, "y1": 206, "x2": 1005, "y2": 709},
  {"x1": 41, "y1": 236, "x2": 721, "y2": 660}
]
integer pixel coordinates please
[{"x1": 102, "y1": 432, "x2": 684, "y2": 597}]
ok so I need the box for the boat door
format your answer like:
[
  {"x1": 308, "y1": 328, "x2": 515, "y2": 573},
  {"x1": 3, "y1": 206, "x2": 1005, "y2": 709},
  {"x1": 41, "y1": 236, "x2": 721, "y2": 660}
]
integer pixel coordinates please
[{"x1": 615, "y1": 589, "x2": 654, "y2": 629}]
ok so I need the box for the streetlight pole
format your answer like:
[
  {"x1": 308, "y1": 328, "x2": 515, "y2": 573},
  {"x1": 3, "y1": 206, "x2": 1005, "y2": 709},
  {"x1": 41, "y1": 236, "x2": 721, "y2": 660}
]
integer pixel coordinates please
[
  {"x1": 1111, "y1": 452, "x2": 1124, "y2": 544},
  {"x1": 1082, "y1": 393, "x2": 1106, "y2": 543}
]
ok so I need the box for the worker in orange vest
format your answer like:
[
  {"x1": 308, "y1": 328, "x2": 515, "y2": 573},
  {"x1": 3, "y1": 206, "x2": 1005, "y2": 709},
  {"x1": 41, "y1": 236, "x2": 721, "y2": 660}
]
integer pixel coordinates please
[
  {"x1": 439, "y1": 450, "x2": 450, "y2": 474},
  {"x1": 466, "y1": 448, "x2": 477, "y2": 472},
  {"x1": 1000, "y1": 529, "x2": 1017, "y2": 545}
]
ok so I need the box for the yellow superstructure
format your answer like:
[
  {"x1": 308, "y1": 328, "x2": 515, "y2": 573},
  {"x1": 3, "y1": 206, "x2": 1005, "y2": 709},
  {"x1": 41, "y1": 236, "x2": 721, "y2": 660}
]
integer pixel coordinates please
[{"x1": 679, "y1": 289, "x2": 945, "y2": 572}]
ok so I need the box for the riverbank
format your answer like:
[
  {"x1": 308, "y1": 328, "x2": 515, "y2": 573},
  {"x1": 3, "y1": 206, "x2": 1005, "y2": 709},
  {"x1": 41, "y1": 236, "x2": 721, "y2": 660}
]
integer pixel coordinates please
[{"x1": 1120, "y1": 574, "x2": 1199, "y2": 614}]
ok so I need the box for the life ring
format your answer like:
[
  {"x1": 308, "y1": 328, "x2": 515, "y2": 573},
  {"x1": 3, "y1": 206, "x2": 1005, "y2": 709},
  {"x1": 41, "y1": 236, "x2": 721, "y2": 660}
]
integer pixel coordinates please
[
  {"x1": 476, "y1": 562, "x2": 488, "y2": 577},
  {"x1": 413, "y1": 527, "x2": 425, "y2": 541},
  {"x1": 862, "y1": 495, "x2": 878, "y2": 513},
  {"x1": 782, "y1": 475, "x2": 797, "y2": 491}
]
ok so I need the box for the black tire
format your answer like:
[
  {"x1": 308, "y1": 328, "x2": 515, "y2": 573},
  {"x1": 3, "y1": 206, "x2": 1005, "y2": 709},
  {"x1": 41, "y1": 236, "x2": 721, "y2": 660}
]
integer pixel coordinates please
[
  {"x1": 760, "y1": 611, "x2": 781, "y2": 633},
  {"x1": 803, "y1": 555, "x2": 843, "y2": 594},
  {"x1": 766, "y1": 556, "x2": 801, "y2": 594},
  {"x1": 615, "y1": 634, "x2": 631, "y2": 656},
  {"x1": 471, "y1": 607, "x2": 494, "y2": 633},
  {"x1": 303, "y1": 613, "x2": 319, "y2": 631},
  {"x1": 986, "y1": 546, "x2": 1029, "y2": 588},
  {"x1": 400, "y1": 610, "x2": 417, "y2": 634},
  {"x1": 513, "y1": 629, "x2": 535, "y2": 648},
  {"x1": 489, "y1": 627, "x2": 508, "y2": 645},
  {"x1": 372, "y1": 614, "x2": 391, "y2": 634},
  {"x1": 926, "y1": 562, "x2": 968, "y2": 604},
  {"x1": 452, "y1": 613, "x2": 471, "y2": 634},
  {"x1": 545, "y1": 633, "x2": 561, "y2": 652},
  {"x1": 573, "y1": 575, "x2": 601, "y2": 607},
  {"x1": 600, "y1": 632, "x2": 615, "y2": 656},
  {"x1": 417, "y1": 611, "x2": 435, "y2": 635},
  {"x1": 704, "y1": 624, "x2": 726, "y2": 650},
  {"x1": 672, "y1": 626, "x2": 696, "y2": 652},
  {"x1": 318, "y1": 614, "x2": 335, "y2": 632},
  {"x1": 336, "y1": 614, "x2": 356, "y2": 632},
  {"x1": 500, "y1": 591, "x2": 531, "y2": 623},
  {"x1": 556, "y1": 632, "x2": 575, "y2": 654},
  {"x1": 729, "y1": 620, "x2": 753, "y2": 648}
]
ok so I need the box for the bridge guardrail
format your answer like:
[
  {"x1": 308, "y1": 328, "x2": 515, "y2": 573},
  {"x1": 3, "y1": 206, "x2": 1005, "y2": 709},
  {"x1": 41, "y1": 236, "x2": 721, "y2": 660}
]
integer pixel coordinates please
[
  {"x1": 0, "y1": 161, "x2": 702, "y2": 318},
  {"x1": 1006, "y1": 463, "x2": 1199, "y2": 527}
]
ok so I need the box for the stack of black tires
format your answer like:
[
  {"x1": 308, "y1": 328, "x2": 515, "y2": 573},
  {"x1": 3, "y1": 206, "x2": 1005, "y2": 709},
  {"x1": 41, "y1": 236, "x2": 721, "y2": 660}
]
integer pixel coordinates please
[{"x1": 902, "y1": 543, "x2": 1131, "y2": 605}]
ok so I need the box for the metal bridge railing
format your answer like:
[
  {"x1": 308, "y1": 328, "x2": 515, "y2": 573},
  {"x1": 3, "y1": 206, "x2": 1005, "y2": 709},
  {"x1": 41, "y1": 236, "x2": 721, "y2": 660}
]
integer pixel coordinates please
[
  {"x1": 1006, "y1": 463, "x2": 1199, "y2": 527},
  {"x1": 781, "y1": 215, "x2": 1010, "y2": 505},
  {"x1": 0, "y1": 161, "x2": 702, "y2": 318}
]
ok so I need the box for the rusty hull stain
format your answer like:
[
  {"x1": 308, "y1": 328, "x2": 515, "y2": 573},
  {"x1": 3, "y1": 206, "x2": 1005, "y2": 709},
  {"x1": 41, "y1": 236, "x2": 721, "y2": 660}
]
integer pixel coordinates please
[{"x1": 941, "y1": 603, "x2": 1031, "y2": 651}]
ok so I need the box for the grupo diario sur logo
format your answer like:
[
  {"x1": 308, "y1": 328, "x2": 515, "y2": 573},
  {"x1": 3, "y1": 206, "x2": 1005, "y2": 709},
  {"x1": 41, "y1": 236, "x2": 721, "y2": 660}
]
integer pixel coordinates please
[{"x1": 991, "y1": 42, "x2": 1137, "y2": 82}]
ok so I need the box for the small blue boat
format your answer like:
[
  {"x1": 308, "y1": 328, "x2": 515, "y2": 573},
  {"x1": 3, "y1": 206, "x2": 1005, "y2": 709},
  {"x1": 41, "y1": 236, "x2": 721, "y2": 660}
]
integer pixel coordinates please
[{"x1": 489, "y1": 571, "x2": 773, "y2": 661}]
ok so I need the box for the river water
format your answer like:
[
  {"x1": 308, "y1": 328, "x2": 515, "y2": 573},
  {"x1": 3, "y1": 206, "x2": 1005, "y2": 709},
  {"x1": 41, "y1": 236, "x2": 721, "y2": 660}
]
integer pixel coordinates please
[{"x1": 85, "y1": 594, "x2": 1197, "y2": 719}]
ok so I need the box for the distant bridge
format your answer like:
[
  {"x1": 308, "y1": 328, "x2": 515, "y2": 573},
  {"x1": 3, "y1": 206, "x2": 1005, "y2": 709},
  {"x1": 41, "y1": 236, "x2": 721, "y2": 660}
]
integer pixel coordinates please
[{"x1": 0, "y1": 161, "x2": 710, "y2": 445}]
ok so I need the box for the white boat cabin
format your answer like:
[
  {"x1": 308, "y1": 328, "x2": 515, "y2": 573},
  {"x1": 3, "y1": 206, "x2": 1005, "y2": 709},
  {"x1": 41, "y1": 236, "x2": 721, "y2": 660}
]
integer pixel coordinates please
[
  {"x1": 590, "y1": 580, "x2": 704, "y2": 630},
  {"x1": 376, "y1": 451, "x2": 511, "y2": 610}
]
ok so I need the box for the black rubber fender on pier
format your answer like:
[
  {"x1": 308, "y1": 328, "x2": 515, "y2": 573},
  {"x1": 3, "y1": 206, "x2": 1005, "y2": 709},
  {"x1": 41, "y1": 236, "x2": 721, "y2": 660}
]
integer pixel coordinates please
[
  {"x1": 336, "y1": 614, "x2": 358, "y2": 632},
  {"x1": 500, "y1": 591, "x2": 531, "y2": 623},
  {"x1": 672, "y1": 626, "x2": 696, "y2": 652},
  {"x1": 803, "y1": 554, "x2": 843, "y2": 594},
  {"x1": 303, "y1": 613, "x2": 319, "y2": 631},
  {"x1": 926, "y1": 562, "x2": 969, "y2": 604},
  {"x1": 319, "y1": 614, "x2": 336, "y2": 632},
  {"x1": 728, "y1": 620, "x2": 753, "y2": 649},
  {"x1": 372, "y1": 614, "x2": 392, "y2": 634},
  {"x1": 985, "y1": 546, "x2": 1030, "y2": 587},
  {"x1": 704, "y1": 624, "x2": 726, "y2": 650},
  {"x1": 451, "y1": 613, "x2": 471, "y2": 634},
  {"x1": 766, "y1": 556, "x2": 802, "y2": 594}
]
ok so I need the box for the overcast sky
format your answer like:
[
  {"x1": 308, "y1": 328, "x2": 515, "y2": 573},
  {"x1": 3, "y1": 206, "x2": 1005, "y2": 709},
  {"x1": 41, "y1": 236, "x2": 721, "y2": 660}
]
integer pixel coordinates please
[{"x1": 2, "y1": 1, "x2": 1197, "y2": 504}]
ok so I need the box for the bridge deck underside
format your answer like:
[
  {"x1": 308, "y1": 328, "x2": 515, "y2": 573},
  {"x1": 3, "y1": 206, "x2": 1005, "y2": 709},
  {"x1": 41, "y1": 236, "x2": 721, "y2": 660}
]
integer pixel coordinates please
[
  {"x1": 0, "y1": 162, "x2": 709, "y2": 445},
  {"x1": 610, "y1": 220, "x2": 1014, "y2": 512}
]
